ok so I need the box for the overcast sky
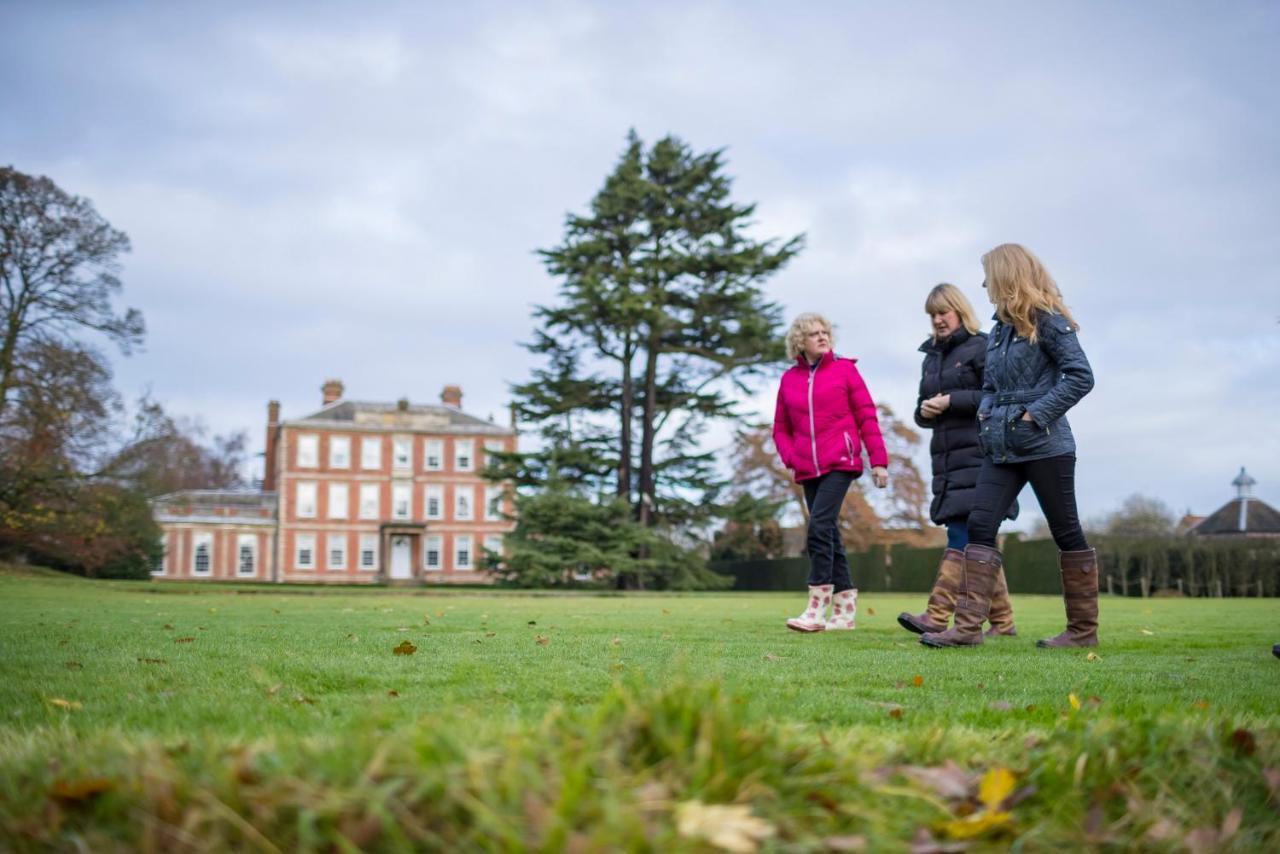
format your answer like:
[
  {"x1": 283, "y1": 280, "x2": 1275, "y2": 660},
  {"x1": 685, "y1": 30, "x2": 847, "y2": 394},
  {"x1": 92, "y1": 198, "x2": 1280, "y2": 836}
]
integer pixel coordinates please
[{"x1": 3, "y1": 0, "x2": 1277, "y2": 531}]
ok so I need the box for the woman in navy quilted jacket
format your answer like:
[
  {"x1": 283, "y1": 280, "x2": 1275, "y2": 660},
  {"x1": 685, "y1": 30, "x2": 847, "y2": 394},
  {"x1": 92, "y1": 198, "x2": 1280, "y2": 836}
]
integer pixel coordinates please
[
  {"x1": 921, "y1": 244, "x2": 1098, "y2": 649},
  {"x1": 773, "y1": 312, "x2": 889, "y2": 633}
]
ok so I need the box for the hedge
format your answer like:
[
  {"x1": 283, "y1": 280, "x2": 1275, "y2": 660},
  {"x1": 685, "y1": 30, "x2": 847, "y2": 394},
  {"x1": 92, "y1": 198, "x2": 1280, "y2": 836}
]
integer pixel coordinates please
[{"x1": 709, "y1": 535, "x2": 1280, "y2": 597}]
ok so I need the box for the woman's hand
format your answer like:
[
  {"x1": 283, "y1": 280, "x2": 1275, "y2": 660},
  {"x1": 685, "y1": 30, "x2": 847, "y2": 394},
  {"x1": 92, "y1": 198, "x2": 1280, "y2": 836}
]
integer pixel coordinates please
[
  {"x1": 871, "y1": 466, "x2": 889, "y2": 488},
  {"x1": 1020, "y1": 410, "x2": 1035, "y2": 423},
  {"x1": 919, "y1": 394, "x2": 951, "y2": 418}
]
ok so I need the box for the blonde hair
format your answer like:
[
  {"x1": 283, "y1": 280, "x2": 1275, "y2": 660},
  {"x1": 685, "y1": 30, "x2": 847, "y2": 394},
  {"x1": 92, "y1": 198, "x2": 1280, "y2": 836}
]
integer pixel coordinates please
[
  {"x1": 981, "y1": 243, "x2": 1079, "y2": 343},
  {"x1": 924, "y1": 283, "x2": 981, "y2": 340},
  {"x1": 785, "y1": 312, "x2": 835, "y2": 360}
]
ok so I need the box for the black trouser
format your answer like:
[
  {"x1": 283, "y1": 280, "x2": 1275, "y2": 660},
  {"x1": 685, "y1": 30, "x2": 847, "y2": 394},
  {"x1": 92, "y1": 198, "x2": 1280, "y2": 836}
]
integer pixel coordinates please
[
  {"x1": 803, "y1": 470, "x2": 856, "y2": 592},
  {"x1": 967, "y1": 455, "x2": 1089, "y2": 551}
]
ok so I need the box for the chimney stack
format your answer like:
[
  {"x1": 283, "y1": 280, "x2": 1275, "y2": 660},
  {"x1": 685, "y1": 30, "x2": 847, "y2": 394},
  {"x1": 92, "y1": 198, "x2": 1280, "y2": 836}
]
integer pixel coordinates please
[
  {"x1": 441, "y1": 385, "x2": 463, "y2": 408},
  {"x1": 322, "y1": 379, "x2": 344, "y2": 406},
  {"x1": 264, "y1": 400, "x2": 281, "y2": 493}
]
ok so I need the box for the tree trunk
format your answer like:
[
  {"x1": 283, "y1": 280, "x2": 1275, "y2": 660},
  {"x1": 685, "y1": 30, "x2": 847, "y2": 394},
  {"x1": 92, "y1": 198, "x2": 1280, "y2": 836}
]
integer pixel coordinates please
[
  {"x1": 637, "y1": 328, "x2": 658, "y2": 527},
  {"x1": 618, "y1": 343, "x2": 633, "y2": 501}
]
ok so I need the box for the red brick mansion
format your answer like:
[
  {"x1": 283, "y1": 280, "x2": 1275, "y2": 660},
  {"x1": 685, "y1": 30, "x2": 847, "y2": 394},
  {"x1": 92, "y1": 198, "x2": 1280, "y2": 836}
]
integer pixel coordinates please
[{"x1": 150, "y1": 381, "x2": 516, "y2": 584}]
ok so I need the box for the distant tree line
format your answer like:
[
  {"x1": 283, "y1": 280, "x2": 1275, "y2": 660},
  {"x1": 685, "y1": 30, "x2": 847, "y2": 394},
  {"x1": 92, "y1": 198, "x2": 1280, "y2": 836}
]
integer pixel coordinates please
[{"x1": 0, "y1": 166, "x2": 244, "y2": 578}]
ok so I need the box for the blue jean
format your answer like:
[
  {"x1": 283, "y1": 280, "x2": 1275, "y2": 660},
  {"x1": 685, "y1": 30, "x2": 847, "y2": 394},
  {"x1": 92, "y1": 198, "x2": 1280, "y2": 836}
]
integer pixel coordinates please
[
  {"x1": 945, "y1": 521, "x2": 969, "y2": 551},
  {"x1": 802, "y1": 470, "x2": 856, "y2": 593}
]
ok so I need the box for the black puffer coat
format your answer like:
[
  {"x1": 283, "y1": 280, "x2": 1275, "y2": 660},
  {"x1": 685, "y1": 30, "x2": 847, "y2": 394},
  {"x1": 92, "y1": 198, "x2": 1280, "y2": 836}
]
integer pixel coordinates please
[{"x1": 914, "y1": 328, "x2": 1016, "y2": 525}]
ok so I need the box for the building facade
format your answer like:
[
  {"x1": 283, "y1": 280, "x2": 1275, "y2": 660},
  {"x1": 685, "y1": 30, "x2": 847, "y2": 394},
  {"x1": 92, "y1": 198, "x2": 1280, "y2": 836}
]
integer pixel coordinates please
[{"x1": 152, "y1": 381, "x2": 516, "y2": 583}]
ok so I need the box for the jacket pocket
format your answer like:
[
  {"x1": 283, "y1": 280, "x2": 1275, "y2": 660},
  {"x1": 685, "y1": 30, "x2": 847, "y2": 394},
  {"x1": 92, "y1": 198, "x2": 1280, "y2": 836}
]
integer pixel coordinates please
[
  {"x1": 843, "y1": 431, "x2": 856, "y2": 463},
  {"x1": 1006, "y1": 415, "x2": 1051, "y2": 456}
]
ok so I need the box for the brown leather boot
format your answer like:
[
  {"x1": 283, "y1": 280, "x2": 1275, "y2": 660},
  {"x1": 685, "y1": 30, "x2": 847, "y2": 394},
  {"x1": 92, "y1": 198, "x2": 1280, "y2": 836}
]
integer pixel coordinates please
[
  {"x1": 897, "y1": 548, "x2": 963, "y2": 634},
  {"x1": 920, "y1": 545, "x2": 1002, "y2": 648},
  {"x1": 1037, "y1": 548, "x2": 1099, "y2": 648},
  {"x1": 984, "y1": 565, "x2": 1017, "y2": 637}
]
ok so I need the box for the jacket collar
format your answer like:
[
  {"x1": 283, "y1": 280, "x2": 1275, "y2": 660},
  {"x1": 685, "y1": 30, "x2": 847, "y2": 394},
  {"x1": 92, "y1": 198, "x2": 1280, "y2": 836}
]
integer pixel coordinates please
[
  {"x1": 796, "y1": 350, "x2": 839, "y2": 368},
  {"x1": 918, "y1": 326, "x2": 972, "y2": 355}
]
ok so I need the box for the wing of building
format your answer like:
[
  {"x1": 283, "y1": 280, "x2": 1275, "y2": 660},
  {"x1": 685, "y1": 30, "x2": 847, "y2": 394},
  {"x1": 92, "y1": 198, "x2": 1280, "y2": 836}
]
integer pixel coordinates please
[{"x1": 151, "y1": 381, "x2": 517, "y2": 584}]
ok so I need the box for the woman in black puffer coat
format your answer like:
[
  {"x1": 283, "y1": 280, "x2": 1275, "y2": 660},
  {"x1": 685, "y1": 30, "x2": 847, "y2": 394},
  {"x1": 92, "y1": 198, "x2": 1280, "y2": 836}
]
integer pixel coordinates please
[{"x1": 897, "y1": 283, "x2": 1017, "y2": 637}]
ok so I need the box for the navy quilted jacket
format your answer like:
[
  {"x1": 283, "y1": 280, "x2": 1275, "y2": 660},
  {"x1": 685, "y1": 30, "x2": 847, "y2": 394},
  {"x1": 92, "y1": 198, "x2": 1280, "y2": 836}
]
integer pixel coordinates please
[{"x1": 977, "y1": 311, "x2": 1094, "y2": 463}]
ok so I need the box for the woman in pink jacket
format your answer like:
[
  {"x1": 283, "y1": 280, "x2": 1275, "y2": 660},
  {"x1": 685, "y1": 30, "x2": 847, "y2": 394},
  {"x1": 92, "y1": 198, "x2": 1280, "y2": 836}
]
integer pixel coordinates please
[{"x1": 773, "y1": 313, "x2": 890, "y2": 632}]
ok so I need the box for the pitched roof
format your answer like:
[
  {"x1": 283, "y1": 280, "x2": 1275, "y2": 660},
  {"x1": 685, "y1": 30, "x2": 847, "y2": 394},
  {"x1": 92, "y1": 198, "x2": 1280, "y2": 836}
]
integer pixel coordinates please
[
  {"x1": 286, "y1": 400, "x2": 514, "y2": 436},
  {"x1": 1191, "y1": 497, "x2": 1280, "y2": 536}
]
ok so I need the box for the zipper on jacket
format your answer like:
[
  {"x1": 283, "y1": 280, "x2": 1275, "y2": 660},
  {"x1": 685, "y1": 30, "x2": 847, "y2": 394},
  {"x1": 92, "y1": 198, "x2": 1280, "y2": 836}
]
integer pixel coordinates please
[{"x1": 807, "y1": 363, "x2": 821, "y2": 474}]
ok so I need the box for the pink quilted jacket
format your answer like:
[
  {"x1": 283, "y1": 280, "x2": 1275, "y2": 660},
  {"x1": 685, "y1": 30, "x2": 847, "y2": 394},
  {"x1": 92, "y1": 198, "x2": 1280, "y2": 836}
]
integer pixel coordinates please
[{"x1": 772, "y1": 351, "x2": 889, "y2": 483}]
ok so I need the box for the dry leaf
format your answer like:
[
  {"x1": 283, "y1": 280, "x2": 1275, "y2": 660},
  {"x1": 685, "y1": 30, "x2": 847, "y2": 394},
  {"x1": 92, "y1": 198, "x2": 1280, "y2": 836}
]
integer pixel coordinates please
[
  {"x1": 610, "y1": 636, "x2": 622, "y2": 646},
  {"x1": 393, "y1": 640, "x2": 417, "y2": 656},
  {"x1": 824, "y1": 834, "x2": 867, "y2": 851},
  {"x1": 137, "y1": 657, "x2": 165, "y2": 665},
  {"x1": 163, "y1": 623, "x2": 174, "y2": 630},
  {"x1": 662, "y1": 608, "x2": 670, "y2": 614},
  {"x1": 436, "y1": 610, "x2": 445, "y2": 618},
  {"x1": 398, "y1": 626, "x2": 410, "y2": 632},
  {"x1": 175, "y1": 637, "x2": 195, "y2": 644},
  {"x1": 889, "y1": 707, "x2": 904, "y2": 719},
  {"x1": 676, "y1": 800, "x2": 776, "y2": 853},
  {"x1": 485, "y1": 632, "x2": 496, "y2": 637},
  {"x1": 1191, "y1": 699, "x2": 1209, "y2": 710},
  {"x1": 295, "y1": 695, "x2": 316, "y2": 705},
  {"x1": 909, "y1": 826, "x2": 970, "y2": 853},
  {"x1": 535, "y1": 635, "x2": 550, "y2": 646},
  {"x1": 912, "y1": 675, "x2": 924, "y2": 687},
  {"x1": 1220, "y1": 807, "x2": 1242, "y2": 840},
  {"x1": 866, "y1": 607, "x2": 876, "y2": 616},
  {"x1": 763, "y1": 653, "x2": 779, "y2": 662},
  {"x1": 939, "y1": 809, "x2": 1013, "y2": 840},
  {"x1": 1229, "y1": 728, "x2": 1257, "y2": 756},
  {"x1": 988, "y1": 701, "x2": 1012, "y2": 711},
  {"x1": 901, "y1": 762, "x2": 973, "y2": 799},
  {"x1": 387, "y1": 690, "x2": 399, "y2": 698},
  {"x1": 1183, "y1": 826, "x2": 1221, "y2": 854},
  {"x1": 423, "y1": 617, "x2": 430, "y2": 625},
  {"x1": 1085, "y1": 652, "x2": 1100, "y2": 662},
  {"x1": 1140, "y1": 629, "x2": 1154, "y2": 636},
  {"x1": 1262, "y1": 767, "x2": 1280, "y2": 802},
  {"x1": 1068, "y1": 693, "x2": 1081, "y2": 711},
  {"x1": 48, "y1": 698, "x2": 82, "y2": 710},
  {"x1": 50, "y1": 778, "x2": 113, "y2": 803},
  {"x1": 65, "y1": 661, "x2": 83, "y2": 670},
  {"x1": 978, "y1": 768, "x2": 1016, "y2": 810}
]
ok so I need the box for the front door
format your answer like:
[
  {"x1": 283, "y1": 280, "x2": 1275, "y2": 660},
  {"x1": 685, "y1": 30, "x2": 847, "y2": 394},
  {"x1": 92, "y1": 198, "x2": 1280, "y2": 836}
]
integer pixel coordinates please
[{"x1": 390, "y1": 536, "x2": 412, "y2": 580}]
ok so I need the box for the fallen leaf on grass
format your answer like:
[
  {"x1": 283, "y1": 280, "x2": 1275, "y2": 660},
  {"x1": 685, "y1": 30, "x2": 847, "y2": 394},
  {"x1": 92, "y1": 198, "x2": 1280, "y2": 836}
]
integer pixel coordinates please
[
  {"x1": 1191, "y1": 699, "x2": 1209, "y2": 710},
  {"x1": 175, "y1": 637, "x2": 195, "y2": 644},
  {"x1": 1068, "y1": 693, "x2": 1081, "y2": 711},
  {"x1": 48, "y1": 698, "x2": 82, "y2": 710},
  {"x1": 398, "y1": 626, "x2": 410, "y2": 632},
  {"x1": 978, "y1": 768, "x2": 1015, "y2": 809},
  {"x1": 662, "y1": 608, "x2": 670, "y2": 615},
  {"x1": 387, "y1": 690, "x2": 399, "y2": 698},
  {"x1": 1261, "y1": 768, "x2": 1280, "y2": 806},
  {"x1": 866, "y1": 607, "x2": 876, "y2": 616},
  {"x1": 435, "y1": 610, "x2": 445, "y2": 618},
  {"x1": 824, "y1": 834, "x2": 867, "y2": 851},
  {"x1": 1023, "y1": 704, "x2": 1037, "y2": 713},
  {"x1": 162, "y1": 623, "x2": 174, "y2": 630},
  {"x1": 763, "y1": 653, "x2": 779, "y2": 662},
  {"x1": 535, "y1": 635, "x2": 550, "y2": 646},
  {"x1": 888, "y1": 707, "x2": 904, "y2": 720},
  {"x1": 610, "y1": 636, "x2": 622, "y2": 646},
  {"x1": 1140, "y1": 629, "x2": 1154, "y2": 636},
  {"x1": 295, "y1": 695, "x2": 316, "y2": 705},
  {"x1": 1085, "y1": 652, "x2": 1100, "y2": 662},
  {"x1": 1229, "y1": 728, "x2": 1256, "y2": 756},
  {"x1": 393, "y1": 640, "x2": 417, "y2": 656},
  {"x1": 50, "y1": 778, "x2": 113, "y2": 803},
  {"x1": 676, "y1": 800, "x2": 775, "y2": 853},
  {"x1": 909, "y1": 827, "x2": 970, "y2": 853},
  {"x1": 267, "y1": 684, "x2": 281, "y2": 696},
  {"x1": 912, "y1": 675, "x2": 924, "y2": 687},
  {"x1": 485, "y1": 632, "x2": 496, "y2": 638},
  {"x1": 988, "y1": 701, "x2": 1012, "y2": 711},
  {"x1": 1220, "y1": 807, "x2": 1242, "y2": 841},
  {"x1": 64, "y1": 661, "x2": 83, "y2": 670},
  {"x1": 661, "y1": 633, "x2": 673, "y2": 641},
  {"x1": 137, "y1": 658, "x2": 166, "y2": 665},
  {"x1": 901, "y1": 762, "x2": 973, "y2": 799}
]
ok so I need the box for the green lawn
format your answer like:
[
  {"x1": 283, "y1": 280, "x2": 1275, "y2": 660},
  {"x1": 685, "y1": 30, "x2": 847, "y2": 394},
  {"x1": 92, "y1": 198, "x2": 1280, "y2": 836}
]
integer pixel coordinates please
[{"x1": 2, "y1": 564, "x2": 1278, "y2": 851}]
